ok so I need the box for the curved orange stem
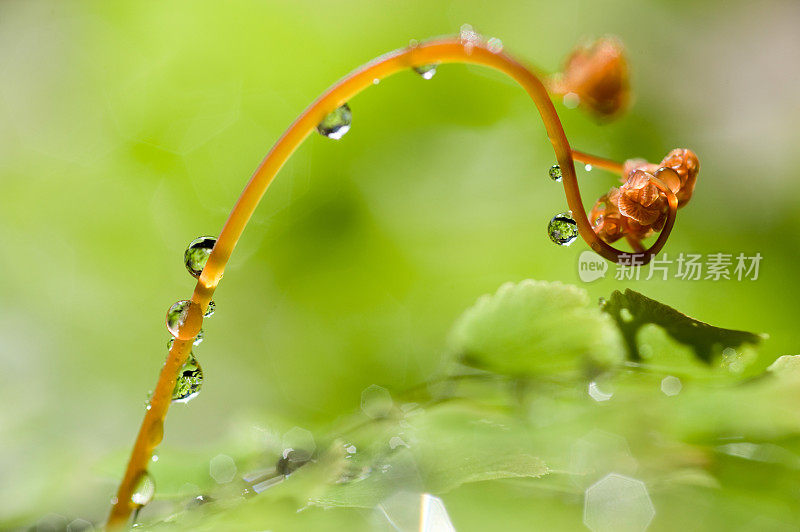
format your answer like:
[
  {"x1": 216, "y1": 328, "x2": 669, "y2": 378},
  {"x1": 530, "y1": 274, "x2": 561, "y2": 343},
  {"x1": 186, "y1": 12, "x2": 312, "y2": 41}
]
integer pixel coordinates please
[
  {"x1": 107, "y1": 36, "x2": 677, "y2": 528},
  {"x1": 571, "y1": 149, "x2": 624, "y2": 174}
]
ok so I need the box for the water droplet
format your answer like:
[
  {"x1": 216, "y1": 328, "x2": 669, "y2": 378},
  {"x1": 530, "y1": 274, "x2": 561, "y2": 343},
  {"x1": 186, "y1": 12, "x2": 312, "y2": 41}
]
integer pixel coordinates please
[
  {"x1": 166, "y1": 300, "x2": 203, "y2": 340},
  {"x1": 361, "y1": 384, "x2": 393, "y2": 419},
  {"x1": 413, "y1": 64, "x2": 438, "y2": 80},
  {"x1": 548, "y1": 211, "x2": 578, "y2": 246},
  {"x1": 459, "y1": 24, "x2": 480, "y2": 54},
  {"x1": 209, "y1": 454, "x2": 237, "y2": 484},
  {"x1": 549, "y1": 164, "x2": 562, "y2": 181},
  {"x1": 584, "y1": 474, "x2": 654, "y2": 532},
  {"x1": 184, "y1": 236, "x2": 216, "y2": 277},
  {"x1": 276, "y1": 449, "x2": 311, "y2": 476},
  {"x1": 151, "y1": 455, "x2": 159, "y2": 462},
  {"x1": 563, "y1": 92, "x2": 580, "y2": 109},
  {"x1": 204, "y1": 301, "x2": 215, "y2": 318},
  {"x1": 588, "y1": 381, "x2": 613, "y2": 402},
  {"x1": 316, "y1": 104, "x2": 352, "y2": 140},
  {"x1": 660, "y1": 375, "x2": 682, "y2": 396},
  {"x1": 149, "y1": 419, "x2": 164, "y2": 447},
  {"x1": 131, "y1": 472, "x2": 155, "y2": 507},
  {"x1": 168, "y1": 330, "x2": 203, "y2": 349},
  {"x1": 172, "y1": 352, "x2": 203, "y2": 403},
  {"x1": 486, "y1": 37, "x2": 503, "y2": 53},
  {"x1": 585, "y1": 163, "x2": 593, "y2": 172}
]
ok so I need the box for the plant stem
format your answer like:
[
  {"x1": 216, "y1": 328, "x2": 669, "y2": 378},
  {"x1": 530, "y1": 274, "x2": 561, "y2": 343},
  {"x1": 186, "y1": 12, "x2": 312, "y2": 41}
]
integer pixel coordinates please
[
  {"x1": 107, "y1": 36, "x2": 677, "y2": 528},
  {"x1": 571, "y1": 149, "x2": 624, "y2": 174}
]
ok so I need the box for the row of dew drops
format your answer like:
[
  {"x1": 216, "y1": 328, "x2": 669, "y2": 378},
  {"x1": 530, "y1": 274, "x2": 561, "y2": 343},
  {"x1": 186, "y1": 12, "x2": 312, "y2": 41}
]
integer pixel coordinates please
[
  {"x1": 128, "y1": 235, "x2": 219, "y2": 512},
  {"x1": 128, "y1": 34, "x2": 574, "y2": 515},
  {"x1": 315, "y1": 33, "x2": 578, "y2": 249},
  {"x1": 126, "y1": 51, "x2": 454, "y2": 515}
]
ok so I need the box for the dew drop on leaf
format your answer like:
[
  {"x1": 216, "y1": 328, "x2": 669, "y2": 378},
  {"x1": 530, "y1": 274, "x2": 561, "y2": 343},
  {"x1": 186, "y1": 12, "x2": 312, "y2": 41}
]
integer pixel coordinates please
[
  {"x1": 276, "y1": 449, "x2": 310, "y2": 476},
  {"x1": 172, "y1": 352, "x2": 203, "y2": 403},
  {"x1": 316, "y1": 104, "x2": 352, "y2": 139},
  {"x1": 549, "y1": 164, "x2": 562, "y2": 182},
  {"x1": 184, "y1": 236, "x2": 216, "y2": 277},
  {"x1": 548, "y1": 211, "x2": 578, "y2": 245},
  {"x1": 166, "y1": 300, "x2": 203, "y2": 340},
  {"x1": 413, "y1": 64, "x2": 438, "y2": 80},
  {"x1": 131, "y1": 471, "x2": 155, "y2": 507}
]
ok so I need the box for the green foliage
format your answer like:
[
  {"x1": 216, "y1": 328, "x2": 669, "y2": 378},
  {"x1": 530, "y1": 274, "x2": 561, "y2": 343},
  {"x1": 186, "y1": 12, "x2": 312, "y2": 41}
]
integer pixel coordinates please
[
  {"x1": 5, "y1": 3, "x2": 799, "y2": 529},
  {"x1": 448, "y1": 280, "x2": 625, "y2": 376},
  {"x1": 601, "y1": 289, "x2": 763, "y2": 363},
  {"x1": 129, "y1": 281, "x2": 800, "y2": 531}
]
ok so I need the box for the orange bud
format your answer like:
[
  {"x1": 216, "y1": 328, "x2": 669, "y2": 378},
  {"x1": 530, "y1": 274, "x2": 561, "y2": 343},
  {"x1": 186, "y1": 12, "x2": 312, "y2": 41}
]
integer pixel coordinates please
[
  {"x1": 617, "y1": 170, "x2": 668, "y2": 226},
  {"x1": 552, "y1": 37, "x2": 630, "y2": 119},
  {"x1": 659, "y1": 148, "x2": 699, "y2": 205}
]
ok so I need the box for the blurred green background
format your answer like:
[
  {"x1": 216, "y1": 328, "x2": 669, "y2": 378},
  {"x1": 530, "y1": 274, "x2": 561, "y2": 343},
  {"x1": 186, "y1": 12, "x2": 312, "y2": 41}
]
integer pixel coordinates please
[{"x1": 1, "y1": 0, "x2": 800, "y2": 529}]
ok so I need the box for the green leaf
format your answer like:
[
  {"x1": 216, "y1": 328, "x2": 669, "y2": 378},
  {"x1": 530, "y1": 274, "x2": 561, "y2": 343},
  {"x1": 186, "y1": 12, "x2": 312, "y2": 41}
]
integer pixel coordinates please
[
  {"x1": 767, "y1": 355, "x2": 800, "y2": 381},
  {"x1": 601, "y1": 289, "x2": 763, "y2": 364},
  {"x1": 316, "y1": 402, "x2": 549, "y2": 508},
  {"x1": 447, "y1": 280, "x2": 625, "y2": 376}
]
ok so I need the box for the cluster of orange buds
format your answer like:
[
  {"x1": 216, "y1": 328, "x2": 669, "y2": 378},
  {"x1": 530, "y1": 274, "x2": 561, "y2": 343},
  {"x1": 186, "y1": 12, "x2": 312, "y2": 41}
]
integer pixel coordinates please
[
  {"x1": 590, "y1": 149, "x2": 700, "y2": 245},
  {"x1": 550, "y1": 36, "x2": 630, "y2": 119}
]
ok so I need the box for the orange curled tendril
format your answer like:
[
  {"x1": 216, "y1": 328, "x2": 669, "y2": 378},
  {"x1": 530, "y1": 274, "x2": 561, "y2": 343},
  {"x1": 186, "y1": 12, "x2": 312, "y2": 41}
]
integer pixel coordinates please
[
  {"x1": 591, "y1": 149, "x2": 699, "y2": 249},
  {"x1": 107, "y1": 35, "x2": 693, "y2": 528}
]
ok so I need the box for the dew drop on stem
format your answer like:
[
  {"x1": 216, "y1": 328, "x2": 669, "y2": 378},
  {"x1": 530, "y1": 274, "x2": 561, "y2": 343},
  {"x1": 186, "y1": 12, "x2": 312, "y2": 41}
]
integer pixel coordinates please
[
  {"x1": 459, "y1": 23, "x2": 479, "y2": 54},
  {"x1": 548, "y1": 211, "x2": 579, "y2": 245},
  {"x1": 172, "y1": 352, "x2": 203, "y2": 403},
  {"x1": 149, "y1": 419, "x2": 164, "y2": 447},
  {"x1": 204, "y1": 300, "x2": 215, "y2": 318},
  {"x1": 168, "y1": 329, "x2": 204, "y2": 349},
  {"x1": 131, "y1": 471, "x2": 155, "y2": 507},
  {"x1": 166, "y1": 300, "x2": 203, "y2": 340},
  {"x1": 316, "y1": 104, "x2": 352, "y2": 139},
  {"x1": 487, "y1": 37, "x2": 503, "y2": 53},
  {"x1": 184, "y1": 236, "x2": 216, "y2": 278},
  {"x1": 549, "y1": 164, "x2": 562, "y2": 182},
  {"x1": 413, "y1": 64, "x2": 438, "y2": 80}
]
